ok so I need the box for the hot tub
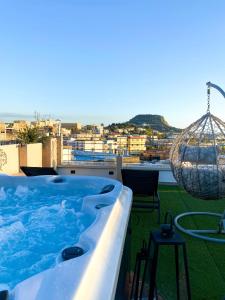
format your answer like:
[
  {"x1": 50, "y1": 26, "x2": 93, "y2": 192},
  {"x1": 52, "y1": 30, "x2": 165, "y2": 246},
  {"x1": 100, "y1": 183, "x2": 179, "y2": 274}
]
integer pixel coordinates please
[{"x1": 0, "y1": 175, "x2": 132, "y2": 300}]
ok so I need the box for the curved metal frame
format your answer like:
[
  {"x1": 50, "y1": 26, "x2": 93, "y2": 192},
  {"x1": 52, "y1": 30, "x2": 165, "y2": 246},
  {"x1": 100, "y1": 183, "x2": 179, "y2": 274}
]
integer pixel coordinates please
[
  {"x1": 174, "y1": 212, "x2": 225, "y2": 243},
  {"x1": 207, "y1": 81, "x2": 225, "y2": 98}
]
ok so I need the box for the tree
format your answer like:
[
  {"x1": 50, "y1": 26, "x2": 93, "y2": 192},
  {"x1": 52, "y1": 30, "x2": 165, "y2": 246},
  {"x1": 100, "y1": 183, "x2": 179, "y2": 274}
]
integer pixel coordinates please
[
  {"x1": 17, "y1": 126, "x2": 48, "y2": 144},
  {"x1": 145, "y1": 128, "x2": 153, "y2": 136}
]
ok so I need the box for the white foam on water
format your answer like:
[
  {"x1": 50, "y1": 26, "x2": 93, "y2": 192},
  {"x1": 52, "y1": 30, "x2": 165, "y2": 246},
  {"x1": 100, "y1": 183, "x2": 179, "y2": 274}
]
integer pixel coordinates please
[
  {"x1": 14, "y1": 185, "x2": 38, "y2": 199},
  {"x1": 0, "y1": 221, "x2": 26, "y2": 244},
  {"x1": 14, "y1": 185, "x2": 30, "y2": 198},
  {"x1": 60, "y1": 199, "x2": 67, "y2": 209},
  {"x1": 0, "y1": 187, "x2": 6, "y2": 201},
  {"x1": 0, "y1": 185, "x2": 96, "y2": 289}
]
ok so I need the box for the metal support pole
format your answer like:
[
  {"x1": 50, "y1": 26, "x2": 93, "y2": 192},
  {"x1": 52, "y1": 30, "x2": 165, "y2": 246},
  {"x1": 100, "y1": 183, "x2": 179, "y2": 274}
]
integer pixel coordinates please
[
  {"x1": 148, "y1": 244, "x2": 159, "y2": 300},
  {"x1": 175, "y1": 245, "x2": 180, "y2": 300},
  {"x1": 183, "y1": 244, "x2": 192, "y2": 300}
]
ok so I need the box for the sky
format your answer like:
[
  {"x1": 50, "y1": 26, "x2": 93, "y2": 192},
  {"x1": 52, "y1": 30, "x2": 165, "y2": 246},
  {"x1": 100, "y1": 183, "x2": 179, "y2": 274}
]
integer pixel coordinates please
[{"x1": 0, "y1": 0, "x2": 225, "y2": 128}]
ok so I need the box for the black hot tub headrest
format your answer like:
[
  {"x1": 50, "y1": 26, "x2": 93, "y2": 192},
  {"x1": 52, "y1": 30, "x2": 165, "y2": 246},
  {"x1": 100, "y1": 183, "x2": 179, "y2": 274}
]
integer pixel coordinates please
[{"x1": 99, "y1": 184, "x2": 115, "y2": 194}]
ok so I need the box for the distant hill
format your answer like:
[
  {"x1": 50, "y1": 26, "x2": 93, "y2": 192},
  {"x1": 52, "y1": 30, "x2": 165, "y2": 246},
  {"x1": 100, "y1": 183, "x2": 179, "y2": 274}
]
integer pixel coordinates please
[{"x1": 128, "y1": 114, "x2": 181, "y2": 132}]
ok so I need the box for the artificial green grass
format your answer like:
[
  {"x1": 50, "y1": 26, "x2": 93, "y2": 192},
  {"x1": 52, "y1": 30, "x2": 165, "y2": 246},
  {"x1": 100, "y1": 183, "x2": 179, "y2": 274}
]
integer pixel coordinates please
[{"x1": 130, "y1": 185, "x2": 225, "y2": 300}]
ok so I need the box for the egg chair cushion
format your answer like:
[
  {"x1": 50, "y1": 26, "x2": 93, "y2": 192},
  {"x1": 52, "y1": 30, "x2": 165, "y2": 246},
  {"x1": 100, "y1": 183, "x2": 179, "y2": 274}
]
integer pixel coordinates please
[{"x1": 179, "y1": 145, "x2": 218, "y2": 165}]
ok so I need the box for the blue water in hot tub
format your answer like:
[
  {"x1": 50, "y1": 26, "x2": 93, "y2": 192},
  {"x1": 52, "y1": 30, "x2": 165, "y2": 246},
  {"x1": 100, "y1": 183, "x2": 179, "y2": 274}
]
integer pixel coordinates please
[{"x1": 0, "y1": 184, "x2": 97, "y2": 289}]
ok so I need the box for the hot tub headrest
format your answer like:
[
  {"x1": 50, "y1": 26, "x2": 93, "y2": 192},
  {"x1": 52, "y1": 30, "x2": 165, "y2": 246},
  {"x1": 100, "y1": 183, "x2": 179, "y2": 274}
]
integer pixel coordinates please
[
  {"x1": 99, "y1": 184, "x2": 115, "y2": 194},
  {"x1": 62, "y1": 246, "x2": 84, "y2": 261},
  {"x1": 51, "y1": 177, "x2": 65, "y2": 183},
  {"x1": 0, "y1": 290, "x2": 8, "y2": 300}
]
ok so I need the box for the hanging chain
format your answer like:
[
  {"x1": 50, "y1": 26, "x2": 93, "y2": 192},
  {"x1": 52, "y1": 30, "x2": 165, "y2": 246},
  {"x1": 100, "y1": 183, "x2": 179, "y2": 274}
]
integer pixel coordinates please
[{"x1": 207, "y1": 86, "x2": 210, "y2": 113}]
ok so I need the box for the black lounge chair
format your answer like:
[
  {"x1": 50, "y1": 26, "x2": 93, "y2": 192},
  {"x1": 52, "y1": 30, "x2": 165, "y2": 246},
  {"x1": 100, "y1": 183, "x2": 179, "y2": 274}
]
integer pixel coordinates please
[
  {"x1": 121, "y1": 169, "x2": 160, "y2": 223},
  {"x1": 20, "y1": 166, "x2": 58, "y2": 176}
]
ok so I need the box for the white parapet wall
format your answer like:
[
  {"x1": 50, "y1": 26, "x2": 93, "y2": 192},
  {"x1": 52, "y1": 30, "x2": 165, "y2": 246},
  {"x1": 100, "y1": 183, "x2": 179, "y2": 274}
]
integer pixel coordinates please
[
  {"x1": 0, "y1": 144, "x2": 20, "y2": 174},
  {"x1": 0, "y1": 141, "x2": 61, "y2": 175},
  {"x1": 26, "y1": 144, "x2": 42, "y2": 167},
  {"x1": 42, "y1": 138, "x2": 58, "y2": 168},
  {"x1": 58, "y1": 160, "x2": 177, "y2": 184},
  {"x1": 19, "y1": 143, "x2": 43, "y2": 168},
  {"x1": 57, "y1": 163, "x2": 118, "y2": 179}
]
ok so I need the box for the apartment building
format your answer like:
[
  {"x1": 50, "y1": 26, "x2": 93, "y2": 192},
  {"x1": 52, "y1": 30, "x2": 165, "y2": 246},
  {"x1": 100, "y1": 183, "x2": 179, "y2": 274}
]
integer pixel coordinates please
[
  {"x1": 72, "y1": 133, "x2": 102, "y2": 140},
  {"x1": 127, "y1": 135, "x2": 147, "y2": 154},
  {"x1": 104, "y1": 139, "x2": 118, "y2": 153},
  {"x1": 116, "y1": 136, "x2": 128, "y2": 152},
  {"x1": 71, "y1": 140, "x2": 104, "y2": 152}
]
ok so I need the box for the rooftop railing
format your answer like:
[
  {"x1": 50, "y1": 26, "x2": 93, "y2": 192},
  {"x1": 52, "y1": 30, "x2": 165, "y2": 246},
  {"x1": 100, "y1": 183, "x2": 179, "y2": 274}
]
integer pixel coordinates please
[
  {"x1": 0, "y1": 140, "x2": 19, "y2": 145},
  {"x1": 62, "y1": 146, "x2": 118, "y2": 167}
]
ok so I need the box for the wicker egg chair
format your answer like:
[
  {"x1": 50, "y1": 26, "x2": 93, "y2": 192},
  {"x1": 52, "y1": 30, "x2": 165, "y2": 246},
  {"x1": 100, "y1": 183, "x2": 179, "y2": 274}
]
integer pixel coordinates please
[{"x1": 170, "y1": 82, "x2": 225, "y2": 243}]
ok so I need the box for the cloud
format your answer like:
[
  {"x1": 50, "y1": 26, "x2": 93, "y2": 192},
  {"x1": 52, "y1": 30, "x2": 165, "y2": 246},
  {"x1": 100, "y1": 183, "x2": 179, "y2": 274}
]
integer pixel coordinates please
[
  {"x1": 0, "y1": 112, "x2": 128, "y2": 125},
  {"x1": 0, "y1": 112, "x2": 34, "y2": 122}
]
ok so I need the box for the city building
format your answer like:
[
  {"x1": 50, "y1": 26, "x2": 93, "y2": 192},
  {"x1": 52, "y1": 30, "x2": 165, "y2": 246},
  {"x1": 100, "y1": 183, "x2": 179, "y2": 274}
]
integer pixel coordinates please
[
  {"x1": 104, "y1": 139, "x2": 118, "y2": 153},
  {"x1": 74, "y1": 122, "x2": 82, "y2": 131},
  {"x1": 13, "y1": 120, "x2": 30, "y2": 132},
  {"x1": 0, "y1": 122, "x2": 6, "y2": 140},
  {"x1": 33, "y1": 119, "x2": 61, "y2": 136},
  {"x1": 94, "y1": 124, "x2": 104, "y2": 135},
  {"x1": 116, "y1": 136, "x2": 128, "y2": 154},
  {"x1": 72, "y1": 133, "x2": 102, "y2": 140},
  {"x1": 127, "y1": 135, "x2": 147, "y2": 154},
  {"x1": 61, "y1": 122, "x2": 82, "y2": 134},
  {"x1": 61, "y1": 127, "x2": 71, "y2": 137},
  {"x1": 70, "y1": 140, "x2": 104, "y2": 152}
]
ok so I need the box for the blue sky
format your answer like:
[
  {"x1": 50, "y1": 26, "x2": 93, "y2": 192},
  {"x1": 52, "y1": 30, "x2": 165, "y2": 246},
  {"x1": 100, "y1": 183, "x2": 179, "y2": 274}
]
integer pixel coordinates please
[{"x1": 0, "y1": 0, "x2": 225, "y2": 128}]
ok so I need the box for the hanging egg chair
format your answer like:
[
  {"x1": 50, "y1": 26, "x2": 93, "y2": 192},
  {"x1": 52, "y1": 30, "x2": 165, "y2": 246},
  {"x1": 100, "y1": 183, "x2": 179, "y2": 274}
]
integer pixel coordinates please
[
  {"x1": 170, "y1": 82, "x2": 225, "y2": 243},
  {"x1": 170, "y1": 112, "x2": 225, "y2": 200}
]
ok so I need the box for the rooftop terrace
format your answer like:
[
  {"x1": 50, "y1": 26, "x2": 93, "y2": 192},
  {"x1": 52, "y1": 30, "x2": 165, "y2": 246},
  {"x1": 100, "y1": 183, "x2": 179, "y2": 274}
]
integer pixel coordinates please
[{"x1": 129, "y1": 185, "x2": 225, "y2": 300}]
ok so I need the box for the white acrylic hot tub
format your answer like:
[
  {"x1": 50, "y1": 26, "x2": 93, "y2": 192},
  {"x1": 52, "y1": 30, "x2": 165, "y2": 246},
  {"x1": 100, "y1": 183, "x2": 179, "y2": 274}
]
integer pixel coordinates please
[{"x1": 0, "y1": 175, "x2": 132, "y2": 300}]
